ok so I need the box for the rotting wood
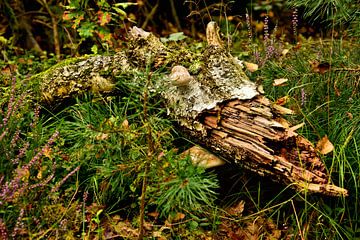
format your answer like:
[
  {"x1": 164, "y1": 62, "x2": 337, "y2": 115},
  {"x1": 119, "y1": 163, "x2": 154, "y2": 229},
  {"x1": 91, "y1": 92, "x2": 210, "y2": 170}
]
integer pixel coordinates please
[{"x1": 31, "y1": 21, "x2": 348, "y2": 197}]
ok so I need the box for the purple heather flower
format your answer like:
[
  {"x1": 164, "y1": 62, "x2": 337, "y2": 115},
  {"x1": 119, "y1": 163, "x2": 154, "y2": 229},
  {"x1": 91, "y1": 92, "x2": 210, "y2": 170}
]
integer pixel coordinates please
[
  {"x1": 10, "y1": 129, "x2": 21, "y2": 147},
  {"x1": 245, "y1": 13, "x2": 253, "y2": 42},
  {"x1": 292, "y1": 8, "x2": 298, "y2": 41},
  {"x1": 0, "y1": 218, "x2": 8, "y2": 239},
  {"x1": 301, "y1": 88, "x2": 307, "y2": 106},
  {"x1": 51, "y1": 166, "x2": 80, "y2": 193},
  {"x1": 12, "y1": 208, "x2": 25, "y2": 238},
  {"x1": 264, "y1": 15, "x2": 270, "y2": 44}
]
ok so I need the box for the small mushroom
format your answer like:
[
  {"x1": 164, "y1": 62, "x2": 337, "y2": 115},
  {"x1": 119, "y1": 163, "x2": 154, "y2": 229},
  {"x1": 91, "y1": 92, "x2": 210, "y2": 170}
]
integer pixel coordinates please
[{"x1": 169, "y1": 65, "x2": 194, "y2": 87}]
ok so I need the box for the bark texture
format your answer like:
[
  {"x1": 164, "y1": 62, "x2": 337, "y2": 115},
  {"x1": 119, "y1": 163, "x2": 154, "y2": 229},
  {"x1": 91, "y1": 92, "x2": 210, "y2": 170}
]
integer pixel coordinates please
[{"x1": 32, "y1": 22, "x2": 347, "y2": 197}]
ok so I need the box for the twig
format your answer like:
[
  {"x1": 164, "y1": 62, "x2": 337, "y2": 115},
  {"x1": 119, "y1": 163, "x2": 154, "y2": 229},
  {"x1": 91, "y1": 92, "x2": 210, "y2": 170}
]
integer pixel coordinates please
[
  {"x1": 141, "y1": 0, "x2": 159, "y2": 29},
  {"x1": 170, "y1": 0, "x2": 182, "y2": 31},
  {"x1": 40, "y1": 0, "x2": 61, "y2": 60},
  {"x1": 138, "y1": 71, "x2": 154, "y2": 240}
]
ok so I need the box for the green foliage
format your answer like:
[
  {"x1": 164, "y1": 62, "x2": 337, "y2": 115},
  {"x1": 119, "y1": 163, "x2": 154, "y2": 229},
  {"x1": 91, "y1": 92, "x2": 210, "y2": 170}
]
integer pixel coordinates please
[
  {"x1": 240, "y1": 37, "x2": 359, "y2": 239},
  {"x1": 0, "y1": 78, "x2": 83, "y2": 238},
  {"x1": 287, "y1": 0, "x2": 359, "y2": 35},
  {"x1": 63, "y1": 0, "x2": 137, "y2": 52},
  {"x1": 151, "y1": 154, "x2": 219, "y2": 217}
]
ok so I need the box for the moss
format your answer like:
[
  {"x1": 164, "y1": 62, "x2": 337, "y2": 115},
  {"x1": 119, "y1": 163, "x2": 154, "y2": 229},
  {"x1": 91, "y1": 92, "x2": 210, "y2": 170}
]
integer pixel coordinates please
[{"x1": 27, "y1": 56, "x2": 92, "y2": 98}]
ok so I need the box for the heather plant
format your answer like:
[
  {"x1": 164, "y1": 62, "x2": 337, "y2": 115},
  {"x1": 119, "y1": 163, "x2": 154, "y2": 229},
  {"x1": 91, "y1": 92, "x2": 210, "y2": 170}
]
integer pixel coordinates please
[
  {"x1": 0, "y1": 77, "x2": 83, "y2": 238},
  {"x1": 245, "y1": 14, "x2": 284, "y2": 67}
]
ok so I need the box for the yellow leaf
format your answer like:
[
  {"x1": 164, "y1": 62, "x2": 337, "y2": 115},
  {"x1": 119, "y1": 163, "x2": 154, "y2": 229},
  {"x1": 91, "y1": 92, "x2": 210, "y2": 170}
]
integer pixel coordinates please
[
  {"x1": 121, "y1": 119, "x2": 129, "y2": 129},
  {"x1": 281, "y1": 49, "x2": 290, "y2": 56},
  {"x1": 43, "y1": 146, "x2": 53, "y2": 159},
  {"x1": 316, "y1": 135, "x2": 334, "y2": 155},
  {"x1": 181, "y1": 146, "x2": 225, "y2": 168},
  {"x1": 275, "y1": 95, "x2": 290, "y2": 105},
  {"x1": 95, "y1": 133, "x2": 109, "y2": 141},
  {"x1": 273, "y1": 78, "x2": 288, "y2": 86},
  {"x1": 244, "y1": 61, "x2": 258, "y2": 72}
]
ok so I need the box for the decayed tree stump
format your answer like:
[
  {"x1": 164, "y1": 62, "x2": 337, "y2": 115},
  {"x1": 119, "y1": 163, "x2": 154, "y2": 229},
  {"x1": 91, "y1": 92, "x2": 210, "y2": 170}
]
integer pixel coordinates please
[{"x1": 32, "y1": 22, "x2": 347, "y2": 197}]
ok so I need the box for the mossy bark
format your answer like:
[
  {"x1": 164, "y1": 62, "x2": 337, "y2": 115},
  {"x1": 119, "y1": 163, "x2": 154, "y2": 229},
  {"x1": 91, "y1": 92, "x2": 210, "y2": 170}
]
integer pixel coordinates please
[{"x1": 31, "y1": 23, "x2": 348, "y2": 197}]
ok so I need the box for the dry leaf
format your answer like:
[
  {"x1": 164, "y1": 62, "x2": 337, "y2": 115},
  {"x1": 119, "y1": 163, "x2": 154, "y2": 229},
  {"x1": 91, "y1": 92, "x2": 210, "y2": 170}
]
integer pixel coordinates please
[
  {"x1": 275, "y1": 95, "x2": 290, "y2": 105},
  {"x1": 346, "y1": 112, "x2": 353, "y2": 120},
  {"x1": 181, "y1": 145, "x2": 226, "y2": 168},
  {"x1": 121, "y1": 119, "x2": 129, "y2": 129},
  {"x1": 95, "y1": 133, "x2": 109, "y2": 141},
  {"x1": 293, "y1": 42, "x2": 302, "y2": 50},
  {"x1": 172, "y1": 212, "x2": 186, "y2": 222},
  {"x1": 226, "y1": 200, "x2": 245, "y2": 216},
  {"x1": 281, "y1": 49, "x2": 290, "y2": 56},
  {"x1": 273, "y1": 78, "x2": 288, "y2": 86},
  {"x1": 309, "y1": 61, "x2": 330, "y2": 74},
  {"x1": 316, "y1": 135, "x2": 334, "y2": 155},
  {"x1": 257, "y1": 84, "x2": 265, "y2": 94},
  {"x1": 244, "y1": 61, "x2": 259, "y2": 72}
]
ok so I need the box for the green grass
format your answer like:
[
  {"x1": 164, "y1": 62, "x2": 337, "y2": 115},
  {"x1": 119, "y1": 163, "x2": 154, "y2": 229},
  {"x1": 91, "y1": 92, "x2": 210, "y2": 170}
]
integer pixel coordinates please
[{"x1": 227, "y1": 36, "x2": 360, "y2": 239}]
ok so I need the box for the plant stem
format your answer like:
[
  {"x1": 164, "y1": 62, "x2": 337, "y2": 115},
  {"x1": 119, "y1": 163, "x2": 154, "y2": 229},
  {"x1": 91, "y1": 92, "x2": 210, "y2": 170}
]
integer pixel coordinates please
[{"x1": 138, "y1": 71, "x2": 153, "y2": 239}]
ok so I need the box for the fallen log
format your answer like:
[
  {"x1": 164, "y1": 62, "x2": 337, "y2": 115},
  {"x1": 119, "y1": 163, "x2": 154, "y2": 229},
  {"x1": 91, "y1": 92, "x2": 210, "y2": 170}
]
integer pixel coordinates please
[{"x1": 31, "y1": 22, "x2": 347, "y2": 197}]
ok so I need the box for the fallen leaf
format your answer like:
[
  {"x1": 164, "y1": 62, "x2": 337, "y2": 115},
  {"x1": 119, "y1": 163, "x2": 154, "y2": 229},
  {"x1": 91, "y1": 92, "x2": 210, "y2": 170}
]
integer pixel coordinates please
[
  {"x1": 121, "y1": 119, "x2": 129, "y2": 129},
  {"x1": 172, "y1": 212, "x2": 185, "y2": 222},
  {"x1": 273, "y1": 78, "x2": 288, "y2": 86},
  {"x1": 181, "y1": 145, "x2": 226, "y2": 168},
  {"x1": 226, "y1": 200, "x2": 245, "y2": 216},
  {"x1": 316, "y1": 135, "x2": 334, "y2": 155},
  {"x1": 309, "y1": 61, "x2": 331, "y2": 74},
  {"x1": 244, "y1": 61, "x2": 258, "y2": 72},
  {"x1": 95, "y1": 133, "x2": 109, "y2": 141},
  {"x1": 346, "y1": 112, "x2": 353, "y2": 120},
  {"x1": 293, "y1": 42, "x2": 302, "y2": 50},
  {"x1": 257, "y1": 84, "x2": 265, "y2": 94},
  {"x1": 281, "y1": 49, "x2": 290, "y2": 56},
  {"x1": 275, "y1": 96, "x2": 290, "y2": 105}
]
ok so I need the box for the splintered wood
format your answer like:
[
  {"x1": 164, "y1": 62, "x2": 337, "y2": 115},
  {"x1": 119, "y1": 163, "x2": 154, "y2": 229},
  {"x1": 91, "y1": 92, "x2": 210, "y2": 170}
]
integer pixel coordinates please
[{"x1": 200, "y1": 96, "x2": 347, "y2": 197}]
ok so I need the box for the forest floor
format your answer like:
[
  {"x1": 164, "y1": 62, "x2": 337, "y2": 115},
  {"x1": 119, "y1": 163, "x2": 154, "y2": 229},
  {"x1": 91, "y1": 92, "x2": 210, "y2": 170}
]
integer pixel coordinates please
[{"x1": 1, "y1": 22, "x2": 359, "y2": 239}]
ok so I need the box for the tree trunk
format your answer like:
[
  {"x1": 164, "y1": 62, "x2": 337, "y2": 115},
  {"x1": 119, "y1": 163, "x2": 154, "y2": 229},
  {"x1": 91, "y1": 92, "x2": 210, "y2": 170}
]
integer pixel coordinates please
[{"x1": 31, "y1": 22, "x2": 348, "y2": 197}]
